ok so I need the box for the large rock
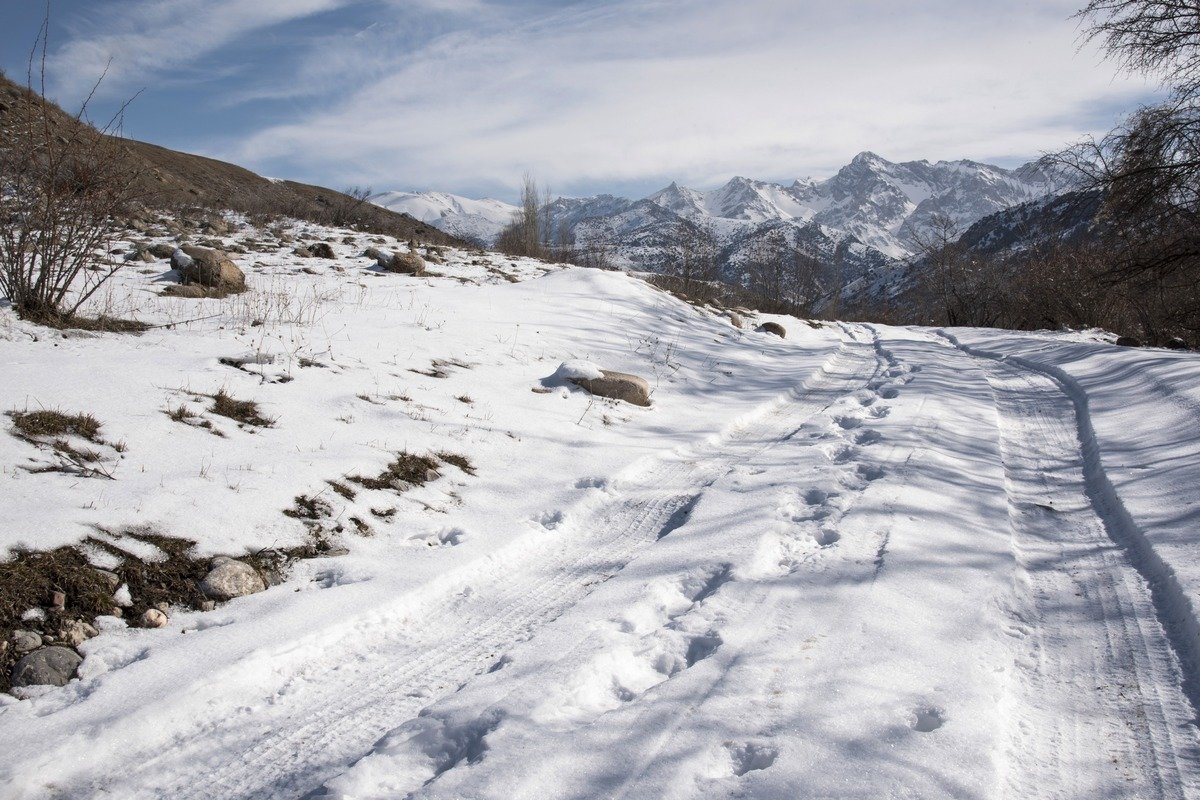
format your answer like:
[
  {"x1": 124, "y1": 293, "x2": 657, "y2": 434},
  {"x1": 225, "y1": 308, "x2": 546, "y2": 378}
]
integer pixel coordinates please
[
  {"x1": 382, "y1": 251, "x2": 426, "y2": 276},
  {"x1": 755, "y1": 322, "x2": 786, "y2": 338},
  {"x1": 148, "y1": 243, "x2": 178, "y2": 259},
  {"x1": 173, "y1": 246, "x2": 246, "y2": 292},
  {"x1": 199, "y1": 558, "x2": 266, "y2": 601},
  {"x1": 11, "y1": 647, "x2": 82, "y2": 688},
  {"x1": 559, "y1": 362, "x2": 651, "y2": 407},
  {"x1": 1116, "y1": 335, "x2": 1141, "y2": 347},
  {"x1": 308, "y1": 242, "x2": 336, "y2": 259}
]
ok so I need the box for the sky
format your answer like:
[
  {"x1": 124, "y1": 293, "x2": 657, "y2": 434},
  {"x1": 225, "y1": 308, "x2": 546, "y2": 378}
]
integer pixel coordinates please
[{"x1": 0, "y1": 0, "x2": 1162, "y2": 202}]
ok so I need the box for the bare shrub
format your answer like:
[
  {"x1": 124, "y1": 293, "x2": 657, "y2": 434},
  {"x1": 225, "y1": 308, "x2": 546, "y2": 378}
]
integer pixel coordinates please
[{"x1": 0, "y1": 18, "x2": 142, "y2": 323}]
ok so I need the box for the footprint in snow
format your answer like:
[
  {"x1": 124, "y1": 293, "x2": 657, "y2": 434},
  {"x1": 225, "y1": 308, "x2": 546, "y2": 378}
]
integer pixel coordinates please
[
  {"x1": 911, "y1": 706, "x2": 946, "y2": 733},
  {"x1": 854, "y1": 429, "x2": 883, "y2": 446},
  {"x1": 726, "y1": 741, "x2": 780, "y2": 776}
]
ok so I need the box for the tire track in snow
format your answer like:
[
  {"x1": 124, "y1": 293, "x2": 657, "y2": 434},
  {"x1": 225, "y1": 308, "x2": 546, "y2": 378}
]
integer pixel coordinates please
[
  {"x1": 32, "y1": 328, "x2": 884, "y2": 800},
  {"x1": 937, "y1": 330, "x2": 1200, "y2": 799}
]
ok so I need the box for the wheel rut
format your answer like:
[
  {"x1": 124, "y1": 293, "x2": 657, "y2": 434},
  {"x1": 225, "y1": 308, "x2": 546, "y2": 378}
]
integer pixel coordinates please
[{"x1": 937, "y1": 330, "x2": 1200, "y2": 799}]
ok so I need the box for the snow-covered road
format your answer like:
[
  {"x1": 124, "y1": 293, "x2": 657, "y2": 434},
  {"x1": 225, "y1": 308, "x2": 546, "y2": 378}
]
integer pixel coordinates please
[{"x1": 2, "y1": 229, "x2": 1199, "y2": 799}]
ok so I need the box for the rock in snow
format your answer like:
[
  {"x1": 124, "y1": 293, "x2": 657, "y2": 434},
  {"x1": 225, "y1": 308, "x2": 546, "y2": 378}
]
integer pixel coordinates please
[
  {"x1": 141, "y1": 609, "x2": 169, "y2": 628},
  {"x1": 173, "y1": 246, "x2": 246, "y2": 291},
  {"x1": 574, "y1": 371, "x2": 652, "y2": 407},
  {"x1": 756, "y1": 321, "x2": 786, "y2": 338},
  {"x1": 10, "y1": 647, "x2": 82, "y2": 688},
  {"x1": 382, "y1": 251, "x2": 426, "y2": 275},
  {"x1": 199, "y1": 558, "x2": 266, "y2": 601}
]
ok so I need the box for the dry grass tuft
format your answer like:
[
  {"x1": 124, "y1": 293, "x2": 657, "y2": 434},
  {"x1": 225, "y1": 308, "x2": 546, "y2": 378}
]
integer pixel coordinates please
[
  {"x1": 9, "y1": 410, "x2": 102, "y2": 442},
  {"x1": 436, "y1": 452, "x2": 477, "y2": 476},
  {"x1": 350, "y1": 452, "x2": 441, "y2": 491},
  {"x1": 211, "y1": 390, "x2": 274, "y2": 428}
]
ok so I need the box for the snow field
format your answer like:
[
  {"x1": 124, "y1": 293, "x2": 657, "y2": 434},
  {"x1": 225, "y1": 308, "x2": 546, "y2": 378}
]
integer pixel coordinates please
[{"x1": 1, "y1": 214, "x2": 1199, "y2": 798}]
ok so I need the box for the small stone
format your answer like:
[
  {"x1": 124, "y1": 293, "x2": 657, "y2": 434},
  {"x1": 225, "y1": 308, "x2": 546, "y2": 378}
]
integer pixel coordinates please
[
  {"x1": 57, "y1": 620, "x2": 98, "y2": 647},
  {"x1": 50, "y1": 591, "x2": 66, "y2": 610},
  {"x1": 11, "y1": 647, "x2": 83, "y2": 688},
  {"x1": 11, "y1": 630, "x2": 41, "y2": 653},
  {"x1": 200, "y1": 601, "x2": 216, "y2": 612},
  {"x1": 110, "y1": 607, "x2": 123, "y2": 618},
  {"x1": 199, "y1": 559, "x2": 266, "y2": 601},
  {"x1": 141, "y1": 609, "x2": 169, "y2": 628},
  {"x1": 154, "y1": 602, "x2": 170, "y2": 613}
]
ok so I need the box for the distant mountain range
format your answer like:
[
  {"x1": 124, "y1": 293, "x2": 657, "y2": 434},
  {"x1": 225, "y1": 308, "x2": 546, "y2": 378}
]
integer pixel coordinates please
[{"x1": 371, "y1": 152, "x2": 1068, "y2": 298}]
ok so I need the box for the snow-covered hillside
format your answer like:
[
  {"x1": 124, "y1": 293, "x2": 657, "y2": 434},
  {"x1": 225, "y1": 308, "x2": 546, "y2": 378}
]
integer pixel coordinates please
[
  {"x1": 2, "y1": 215, "x2": 1199, "y2": 799},
  {"x1": 369, "y1": 191, "x2": 518, "y2": 246}
]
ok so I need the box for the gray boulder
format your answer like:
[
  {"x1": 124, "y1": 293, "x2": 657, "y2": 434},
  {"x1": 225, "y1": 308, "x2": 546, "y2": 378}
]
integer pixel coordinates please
[
  {"x1": 11, "y1": 647, "x2": 82, "y2": 688},
  {"x1": 1167, "y1": 337, "x2": 1189, "y2": 350},
  {"x1": 199, "y1": 558, "x2": 266, "y2": 601},
  {"x1": 572, "y1": 370, "x2": 652, "y2": 407},
  {"x1": 148, "y1": 243, "x2": 177, "y2": 259},
  {"x1": 308, "y1": 242, "x2": 336, "y2": 259},
  {"x1": 1116, "y1": 336, "x2": 1141, "y2": 347}
]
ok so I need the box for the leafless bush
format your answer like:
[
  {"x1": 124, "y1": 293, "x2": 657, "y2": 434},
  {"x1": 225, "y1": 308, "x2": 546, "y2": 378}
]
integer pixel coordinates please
[{"x1": 0, "y1": 18, "x2": 142, "y2": 323}]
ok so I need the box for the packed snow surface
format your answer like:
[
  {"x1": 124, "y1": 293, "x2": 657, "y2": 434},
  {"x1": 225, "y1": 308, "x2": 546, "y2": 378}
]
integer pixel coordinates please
[{"x1": 1, "y1": 216, "x2": 1199, "y2": 799}]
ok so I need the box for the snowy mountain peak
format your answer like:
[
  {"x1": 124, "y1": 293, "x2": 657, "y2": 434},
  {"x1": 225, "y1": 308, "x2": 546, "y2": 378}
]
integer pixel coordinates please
[
  {"x1": 376, "y1": 152, "x2": 1060, "y2": 262},
  {"x1": 369, "y1": 190, "x2": 518, "y2": 246}
]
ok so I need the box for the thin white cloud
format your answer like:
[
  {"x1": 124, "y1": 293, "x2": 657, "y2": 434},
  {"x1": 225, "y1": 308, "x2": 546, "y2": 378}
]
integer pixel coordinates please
[{"x1": 48, "y1": 0, "x2": 359, "y2": 99}]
